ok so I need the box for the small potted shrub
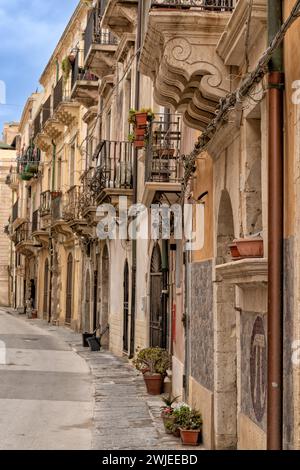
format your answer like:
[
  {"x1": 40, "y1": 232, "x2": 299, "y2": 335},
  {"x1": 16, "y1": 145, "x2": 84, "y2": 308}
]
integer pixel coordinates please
[
  {"x1": 160, "y1": 395, "x2": 179, "y2": 433},
  {"x1": 176, "y1": 406, "x2": 202, "y2": 446},
  {"x1": 134, "y1": 347, "x2": 170, "y2": 395}
]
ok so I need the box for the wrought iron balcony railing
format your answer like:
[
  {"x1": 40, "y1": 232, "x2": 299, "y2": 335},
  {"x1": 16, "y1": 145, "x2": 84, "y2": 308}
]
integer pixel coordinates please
[
  {"x1": 42, "y1": 96, "x2": 51, "y2": 127},
  {"x1": 145, "y1": 113, "x2": 182, "y2": 184},
  {"x1": 12, "y1": 199, "x2": 19, "y2": 223},
  {"x1": 32, "y1": 209, "x2": 39, "y2": 233},
  {"x1": 53, "y1": 77, "x2": 71, "y2": 112},
  {"x1": 151, "y1": 0, "x2": 237, "y2": 10},
  {"x1": 80, "y1": 167, "x2": 97, "y2": 211},
  {"x1": 63, "y1": 186, "x2": 82, "y2": 221},
  {"x1": 91, "y1": 140, "x2": 134, "y2": 195},
  {"x1": 84, "y1": 8, "x2": 118, "y2": 60},
  {"x1": 71, "y1": 51, "x2": 98, "y2": 90},
  {"x1": 33, "y1": 110, "x2": 42, "y2": 139},
  {"x1": 15, "y1": 222, "x2": 31, "y2": 245},
  {"x1": 51, "y1": 193, "x2": 63, "y2": 221},
  {"x1": 40, "y1": 191, "x2": 51, "y2": 217}
]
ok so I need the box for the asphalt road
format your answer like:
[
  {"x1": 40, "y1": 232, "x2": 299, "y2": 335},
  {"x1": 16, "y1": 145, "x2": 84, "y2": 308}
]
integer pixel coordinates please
[{"x1": 0, "y1": 309, "x2": 93, "y2": 450}]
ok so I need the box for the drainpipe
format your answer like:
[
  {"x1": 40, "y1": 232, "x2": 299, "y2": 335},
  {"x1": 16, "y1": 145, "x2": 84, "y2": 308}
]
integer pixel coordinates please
[
  {"x1": 48, "y1": 141, "x2": 57, "y2": 323},
  {"x1": 129, "y1": 0, "x2": 142, "y2": 358},
  {"x1": 267, "y1": 0, "x2": 284, "y2": 450},
  {"x1": 161, "y1": 240, "x2": 169, "y2": 349}
]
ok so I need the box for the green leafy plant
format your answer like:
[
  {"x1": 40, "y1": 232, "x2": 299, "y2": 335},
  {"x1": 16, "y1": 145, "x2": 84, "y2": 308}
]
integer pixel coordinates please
[
  {"x1": 161, "y1": 394, "x2": 179, "y2": 409},
  {"x1": 173, "y1": 405, "x2": 202, "y2": 431},
  {"x1": 134, "y1": 347, "x2": 171, "y2": 375},
  {"x1": 128, "y1": 108, "x2": 137, "y2": 125},
  {"x1": 128, "y1": 132, "x2": 135, "y2": 143},
  {"x1": 62, "y1": 57, "x2": 72, "y2": 83}
]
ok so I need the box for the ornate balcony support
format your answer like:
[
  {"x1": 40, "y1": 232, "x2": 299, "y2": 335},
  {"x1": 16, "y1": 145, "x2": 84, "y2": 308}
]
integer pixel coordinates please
[
  {"x1": 43, "y1": 118, "x2": 65, "y2": 141},
  {"x1": 53, "y1": 78, "x2": 80, "y2": 127},
  {"x1": 101, "y1": 0, "x2": 138, "y2": 38},
  {"x1": 140, "y1": 8, "x2": 232, "y2": 131}
]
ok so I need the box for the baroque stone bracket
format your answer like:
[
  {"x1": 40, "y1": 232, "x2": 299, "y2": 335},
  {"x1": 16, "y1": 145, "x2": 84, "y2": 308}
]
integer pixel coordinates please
[{"x1": 140, "y1": 10, "x2": 232, "y2": 131}]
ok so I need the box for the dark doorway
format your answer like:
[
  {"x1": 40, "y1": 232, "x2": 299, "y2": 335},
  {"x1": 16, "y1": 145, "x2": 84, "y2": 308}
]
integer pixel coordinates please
[
  {"x1": 123, "y1": 260, "x2": 129, "y2": 353},
  {"x1": 150, "y1": 244, "x2": 166, "y2": 348},
  {"x1": 66, "y1": 253, "x2": 73, "y2": 324},
  {"x1": 85, "y1": 270, "x2": 91, "y2": 332},
  {"x1": 43, "y1": 259, "x2": 49, "y2": 320}
]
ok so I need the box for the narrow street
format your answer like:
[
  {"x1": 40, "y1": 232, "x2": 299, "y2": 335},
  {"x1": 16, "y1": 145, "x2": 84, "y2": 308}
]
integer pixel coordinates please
[
  {"x1": 0, "y1": 309, "x2": 200, "y2": 451},
  {"x1": 0, "y1": 309, "x2": 93, "y2": 450}
]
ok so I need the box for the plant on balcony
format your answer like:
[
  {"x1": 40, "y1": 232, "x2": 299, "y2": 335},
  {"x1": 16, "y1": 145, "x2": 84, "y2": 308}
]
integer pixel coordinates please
[
  {"x1": 25, "y1": 163, "x2": 39, "y2": 174},
  {"x1": 62, "y1": 57, "x2": 72, "y2": 83},
  {"x1": 134, "y1": 347, "x2": 171, "y2": 395},
  {"x1": 128, "y1": 108, "x2": 155, "y2": 126},
  {"x1": 19, "y1": 172, "x2": 33, "y2": 181}
]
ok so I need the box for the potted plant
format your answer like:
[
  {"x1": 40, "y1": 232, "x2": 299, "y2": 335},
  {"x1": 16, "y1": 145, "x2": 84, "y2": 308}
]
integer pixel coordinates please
[
  {"x1": 62, "y1": 57, "x2": 72, "y2": 83},
  {"x1": 160, "y1": 395, "x2": 179, "y2": 433},
  {"x1": 173, "y1": 405, "x2": 202, "y2": 446},
  {"x1": 128, "y1": 108, "x2": 155, "y2": 127},
  {"x1": 134, "y1": 347, "x2": 170, "y2": 395}
]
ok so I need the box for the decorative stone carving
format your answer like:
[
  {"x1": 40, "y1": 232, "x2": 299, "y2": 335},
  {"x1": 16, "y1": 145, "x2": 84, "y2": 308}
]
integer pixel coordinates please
[{"x1": 140, "y1": 10, "x2": 232, "y2": 131}]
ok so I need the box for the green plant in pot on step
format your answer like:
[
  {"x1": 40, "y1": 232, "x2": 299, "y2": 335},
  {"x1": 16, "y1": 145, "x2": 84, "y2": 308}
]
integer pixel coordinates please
[
  {"x1": 134, "y1": 347, "x2": 170, "y2": 395},
  {"x1": 172, "y1": 405, "x2": 202, "y2": 446},
  {"x1": 160, "y1": 394, "x2": 179, "y2": 434}
]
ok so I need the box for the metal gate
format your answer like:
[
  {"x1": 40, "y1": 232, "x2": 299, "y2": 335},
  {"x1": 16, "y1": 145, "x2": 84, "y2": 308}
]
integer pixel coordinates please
[
  {"x1": 65, "y1": 253, "x2": 73, "y2": 324},
  {"x1": 150, "y1": 245, "x2": 164, "y2": 348},
  {"x1": 43, "y1": 258, "x2": 49, "y2": 320},
  {"x1": 123, "y1": 261, "x2": 129, "y2": 352}
]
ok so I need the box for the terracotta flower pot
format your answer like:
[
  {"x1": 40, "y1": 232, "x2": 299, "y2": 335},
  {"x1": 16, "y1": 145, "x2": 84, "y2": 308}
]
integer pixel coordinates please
[
  {"x1": 135, "y1": 112, "x2": 148, "y2": 127},
  {"x1": 135, "y1": 127, "x2": 146, "y2": 137},
  {"x1": 134, "y1": 140, "x2": 145, "y2": 149},
  {"x1": 179, "y1": 428, "x2": 201, "y2": 446},
  {"x1": 143, "y1": 373, "x2": 163, "y2": 395},
  {"x1": 229, "y1": 242, "x2": 240, "y2": 259},
  {"x1": 235, "y1": 238, "x2": 264, "y2": 258}
]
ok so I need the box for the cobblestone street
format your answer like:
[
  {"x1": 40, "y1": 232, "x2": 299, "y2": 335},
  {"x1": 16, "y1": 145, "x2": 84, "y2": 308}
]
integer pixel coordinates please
[{"x1": 1, "y1": 309, "x2": 203, "y2": 450}]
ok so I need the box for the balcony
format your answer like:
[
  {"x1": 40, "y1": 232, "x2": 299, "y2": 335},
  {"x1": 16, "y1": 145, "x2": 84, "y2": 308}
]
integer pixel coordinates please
[
  {"x1": 12, "y1": 198, "x2": 27, "y2": 230},
  {"x1": 17, "y1": 145, "x2": 41, "y2": 182},
  {"x1": 101, "y1": 0, "x2": 138, "y2": 38},
  {"x1": 42, "y1": 94, "x2": 65, "y2": 141},
  {"x1": 63, "y1": 185, "x2": 89, "y2": 236},
  {"x1": 40, "y1": 191, "x2": 51, "y2": 218},
  {"x1": 92, "y1": 140, "x2": 134, "y2": 204},
  {"x1": 71, "y1": 51, "x2": 99, "y2": 108},
  {"x1": 15, "y1": 222, "x2": 37, "y2": 257},
  {"x1": 53, "y1": 77, "x2": 80, "y2": 127},
  {"x1": 5, "y1": 167, "x2": 18, "y2": 190},
  {"x1": 139, "y1": 0, "x2": 237, "y2": 131},
  {"x1": 142, "y1": 113, "x2": 183, "y2": 206},
  {"x1": 51, "y1": 193, "x2": 73, "y2": 237},
  {"x1": 34, "y1": 106, "x2": 51, "y2": 152},
  {"x1": 84, "y1": 8, "x2": 118, "y2": 78},
  {"x1": 80, "y1": 167, "x2": 98, "y2": 225},
  {"x1": 12, "y1": 199, "x2": 18, "y2": 223}
]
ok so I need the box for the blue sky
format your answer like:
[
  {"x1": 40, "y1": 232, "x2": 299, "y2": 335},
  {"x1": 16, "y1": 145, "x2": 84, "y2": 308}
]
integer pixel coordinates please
[{"x1": 0, "y1": 0, "x2": 79, "y2": 133}]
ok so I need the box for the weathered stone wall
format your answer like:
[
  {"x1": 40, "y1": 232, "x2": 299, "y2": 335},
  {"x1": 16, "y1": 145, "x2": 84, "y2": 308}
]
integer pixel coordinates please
[
  {"x1": 283, "y1": 237, "x2": 294, "y2": 449},
  {"x1": 190, "y1": 260, "x2": 214, "y2": 391}
]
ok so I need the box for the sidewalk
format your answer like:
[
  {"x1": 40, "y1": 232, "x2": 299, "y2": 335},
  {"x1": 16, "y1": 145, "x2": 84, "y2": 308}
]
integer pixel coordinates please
[{"x1": 4, "y1": 310, "x2": 204, "y2": 450}]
